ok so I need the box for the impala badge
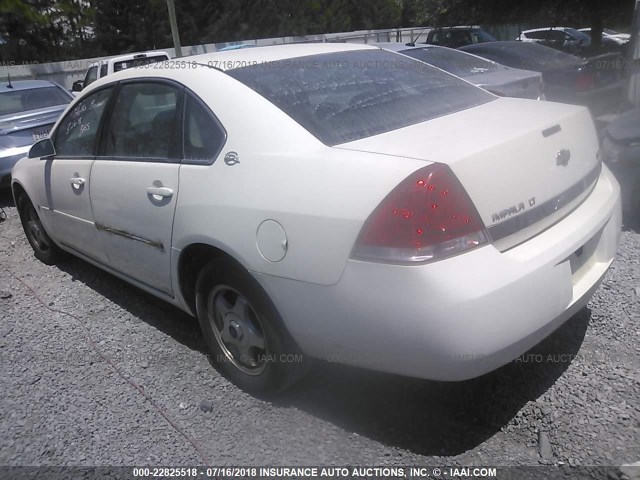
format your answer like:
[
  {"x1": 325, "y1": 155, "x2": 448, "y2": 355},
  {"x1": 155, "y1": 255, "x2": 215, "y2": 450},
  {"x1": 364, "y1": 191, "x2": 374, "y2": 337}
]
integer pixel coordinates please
[
  {"x1": 556, "y1": 149, "x2": 571, "y2": 167},
  {"x1": 224, "y1": 151, "x2": 240, "y2": 166}
]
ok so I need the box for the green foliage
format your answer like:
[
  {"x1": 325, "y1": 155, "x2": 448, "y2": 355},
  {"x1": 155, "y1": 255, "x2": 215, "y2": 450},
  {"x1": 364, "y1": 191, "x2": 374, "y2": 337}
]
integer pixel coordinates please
[{"x1": 0, "y1": 0, "x2": 635, "y2": 63}]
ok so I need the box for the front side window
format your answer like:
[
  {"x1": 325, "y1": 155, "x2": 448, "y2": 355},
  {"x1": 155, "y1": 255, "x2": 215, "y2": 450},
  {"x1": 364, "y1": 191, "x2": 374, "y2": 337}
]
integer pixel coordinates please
[
  {"x1": 104, "y1": 82, "x2": 181, "y2": 159},
  {"x1": 54, "y1": 87, "x2": 112, "y2": 157},
  {"x1": 228, "y1": 49, "x2": 494, "y2": 146},
  {"x1": 183, "y1": 94, "x2": 226, "y2": 164}
]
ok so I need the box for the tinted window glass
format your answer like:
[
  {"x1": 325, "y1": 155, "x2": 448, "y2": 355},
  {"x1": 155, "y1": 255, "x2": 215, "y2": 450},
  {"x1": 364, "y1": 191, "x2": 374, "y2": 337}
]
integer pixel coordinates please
[
  {"x1": 100, "y1": 64, "x2": 108, "y2": 77},
  {"x1": 104, "y1": 82, "x2": 180, "y2": 159},
  {"x1": 401, "y1": 47, "x2": 503, "y2": 78},
  {"x1": 472, "y1": 29, "x2": 496, "y2": 43},
  {"x1": 183, "y1": 95, "x2": 226, "y2": 164},
  {"x1": 85, "y1": 66, "x2": 98, "y2": 86},
  {"x1": 55, "y1": 87, "x2": 112, "y2": 157},
  {"x1": 228, "y1": 50, "x2": 494, "y2": 146},
  {"x1": 524, "y1": 31, "x2": 549, "y2": 40},
  {"x1": 566, "y1": 28, "x2": 590, "y2": 42},
  {"x1": 0, "y1": 86, "x2": 71, "y2": 116}
]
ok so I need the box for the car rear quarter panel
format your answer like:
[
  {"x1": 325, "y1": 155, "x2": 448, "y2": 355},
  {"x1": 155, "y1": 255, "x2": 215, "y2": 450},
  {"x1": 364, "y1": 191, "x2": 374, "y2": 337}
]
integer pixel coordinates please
[{"x1": 169, "y1": 68, "x2": 426, "y2": 286}]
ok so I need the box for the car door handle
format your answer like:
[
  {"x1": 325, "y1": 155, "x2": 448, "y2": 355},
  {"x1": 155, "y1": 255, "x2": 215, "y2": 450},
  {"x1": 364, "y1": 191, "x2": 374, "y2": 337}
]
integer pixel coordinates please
[
  {"x1": 70, "y1": 177, "x2": 86, "y2": 187},
  {"x1": 147, "y1": 186, "x2": 174, "y2": 198}
]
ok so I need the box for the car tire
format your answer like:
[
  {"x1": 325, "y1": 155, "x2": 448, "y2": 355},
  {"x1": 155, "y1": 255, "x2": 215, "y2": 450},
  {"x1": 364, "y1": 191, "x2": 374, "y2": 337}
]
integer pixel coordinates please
[
  {"x1": 195, "y1": 258, "x2": 307, "y2": 394},
  {"x1": 17, "y1": 195, "x2": 65, "y2": 265}
]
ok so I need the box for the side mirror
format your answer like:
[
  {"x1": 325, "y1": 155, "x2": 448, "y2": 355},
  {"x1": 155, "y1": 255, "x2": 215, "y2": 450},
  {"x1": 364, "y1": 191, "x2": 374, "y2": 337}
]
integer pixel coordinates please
[
  {"x1": 72, "y1": 80, "x2": 84, "y2": 92},
  {"x1": 29, "y1": 138, "x2": 56, "y2": 159}
]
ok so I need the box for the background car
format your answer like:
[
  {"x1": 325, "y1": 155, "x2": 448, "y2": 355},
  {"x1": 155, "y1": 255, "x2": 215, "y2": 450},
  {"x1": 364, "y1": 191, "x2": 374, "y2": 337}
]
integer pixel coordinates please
[
  {"x1": 579, "y1": 27, "x2": 631, "y2": 45},
  {"x1": 460, "y1": 41, "x2": 625, "y2": 116},
  {"x1": 517, "y1": 27, "x2": 593, "y2": 56},
  {"x1": 600, "y1": 107, "x2": 640, "y2": 220},
  {"x1": 376, "y1": 42, "x2": 544, "y2": 99},
  {"x1": 0, "y1": 79, "x2": 73, "y2": 188},
  {"x1": 72, "y1": 50, "x2": 170, "y2": 93},
  {"x1": 12, "y1": 43, "x2": 620, "y2": 395},
  {"x1": 424, "y1": 26, "x2": 496, "y2": 48}
]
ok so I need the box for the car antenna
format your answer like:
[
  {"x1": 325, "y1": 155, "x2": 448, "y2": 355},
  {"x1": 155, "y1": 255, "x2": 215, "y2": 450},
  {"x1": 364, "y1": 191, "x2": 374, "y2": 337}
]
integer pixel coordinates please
[
  {"x1": 407, "y1": 26, "x2": 429, "y2": 47},
  {"x1": 7, "y1": 73, "x2": 13, "y2": 88}
]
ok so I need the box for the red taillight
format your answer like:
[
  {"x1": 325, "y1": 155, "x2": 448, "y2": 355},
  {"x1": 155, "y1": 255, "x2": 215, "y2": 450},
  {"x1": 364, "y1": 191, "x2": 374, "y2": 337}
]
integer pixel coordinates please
[
  {"x1": 352, "y1": 164, "x2": 488, "y2": 264},
  {"x1": 575, "y1": 72, "x2": 594, "y2": 92}
]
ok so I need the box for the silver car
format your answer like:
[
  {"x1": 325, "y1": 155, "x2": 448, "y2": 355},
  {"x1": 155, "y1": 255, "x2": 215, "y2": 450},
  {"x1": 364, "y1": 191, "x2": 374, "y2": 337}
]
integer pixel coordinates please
[
  {"x1": 376, "y1": 42, "x2": 544, "y2": 100},
  {"x1": 0, "y1": 80, "x2": 73, "y2": 188}
]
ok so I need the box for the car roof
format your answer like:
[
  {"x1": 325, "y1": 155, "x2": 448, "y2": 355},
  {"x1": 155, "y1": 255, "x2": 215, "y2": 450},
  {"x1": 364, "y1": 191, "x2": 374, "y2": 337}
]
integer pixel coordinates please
[
  {"x1": 89, "y1": 50, "x2": 171, "y2": 67},
  {"x1": 434, "y1": 25, "x2": 482, "y2": 30},
  {"x1": 522, "y1": 27, "x2": 573, "y2": 33},
  {"x1": 187, "y1": 42, "x2": 377, "y2": 71},
  {"x1": 108, "y1": 50, "x2": 170, "y2": 63},
  {"x1": 373, "y1": 42, "x2": 438, "y2": 52},
  {"x1": 0, "y1": 79, "x2": 60, "y2": 92}
]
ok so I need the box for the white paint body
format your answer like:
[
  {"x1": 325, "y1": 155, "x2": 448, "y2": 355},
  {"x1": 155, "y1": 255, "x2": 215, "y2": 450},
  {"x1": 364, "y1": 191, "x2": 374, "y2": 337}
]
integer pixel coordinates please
[{"x1": 12, "y1": 43, "x2": 621, "y2": 381}]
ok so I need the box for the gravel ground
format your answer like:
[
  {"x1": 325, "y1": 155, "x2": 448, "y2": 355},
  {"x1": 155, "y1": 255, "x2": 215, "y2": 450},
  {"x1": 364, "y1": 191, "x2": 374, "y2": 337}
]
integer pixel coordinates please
[{"x1": 0, "y1": 189, "x2": 638, "y2": 475}]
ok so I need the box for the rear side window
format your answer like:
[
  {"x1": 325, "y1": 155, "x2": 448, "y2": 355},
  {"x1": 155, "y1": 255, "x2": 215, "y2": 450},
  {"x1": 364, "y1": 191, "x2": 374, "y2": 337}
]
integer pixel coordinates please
[
  {"x1": 54, "y1": 87, "x2": 112, "y2": 157},
  {"x1": 104, "y1": 82, "x2": 181, "y2": 160},
  {"x1": 183, "y1": 94, "x2": 226, "y2": 164},
  {"x1": 228, "y1": 49, "x2": 494, "y2": 146}
]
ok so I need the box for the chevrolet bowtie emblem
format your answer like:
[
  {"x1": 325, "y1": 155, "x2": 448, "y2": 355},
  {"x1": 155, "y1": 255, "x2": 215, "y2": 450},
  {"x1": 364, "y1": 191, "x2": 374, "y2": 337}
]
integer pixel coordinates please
[{"x1": 556, "y1": 149, "x2": 571, "y2": 167}]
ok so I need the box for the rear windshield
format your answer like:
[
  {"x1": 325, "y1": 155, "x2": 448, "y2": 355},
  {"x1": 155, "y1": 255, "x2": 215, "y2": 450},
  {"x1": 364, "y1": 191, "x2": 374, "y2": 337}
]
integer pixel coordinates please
[
  {"x1": 227, "y1": 49, "x2": 494, "y2": 145},
  {"x1": 462, "y1": 42, "x2": 578, "y2": 70},
  {"x1": 113, "y1": 55, "x2": 169, "y2": 73},
  {"x1": 401, "y1": 47, "x2": 504, "y2": 78},
  {"x1": 0, "y1": 86, "x2": 71, "y2": 116}
]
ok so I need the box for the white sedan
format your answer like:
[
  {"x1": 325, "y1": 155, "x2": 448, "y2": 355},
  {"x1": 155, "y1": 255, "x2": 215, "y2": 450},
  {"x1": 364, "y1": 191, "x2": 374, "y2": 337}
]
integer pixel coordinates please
[{"x1": 12, "y1": 43, "x2": 621, "y2": 393}]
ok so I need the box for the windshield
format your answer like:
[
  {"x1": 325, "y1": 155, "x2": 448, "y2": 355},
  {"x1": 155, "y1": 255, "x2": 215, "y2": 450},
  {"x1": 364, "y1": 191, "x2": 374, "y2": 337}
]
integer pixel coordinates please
[
  {"x1": 401, "y1": 47, "x2": 503, "y2": 78},
  {"x1": 0, "y1": 86, "x2": 71, "y2": 116},
  {"x1": 228, "y1": 49, "x2": 494, "y2": 145}
]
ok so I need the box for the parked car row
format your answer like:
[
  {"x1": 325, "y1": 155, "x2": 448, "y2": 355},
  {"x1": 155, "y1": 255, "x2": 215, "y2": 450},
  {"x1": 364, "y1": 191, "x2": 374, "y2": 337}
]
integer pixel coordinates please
[
  {"x1": 460, "y1": 41, "x2": 626, "y2": 116},
  {"x1": 421, "y1": 25, "x2": 630, "y2": 57},
  {"x1": 10, "y1": 42, "x2": 622, "y2": 394}
]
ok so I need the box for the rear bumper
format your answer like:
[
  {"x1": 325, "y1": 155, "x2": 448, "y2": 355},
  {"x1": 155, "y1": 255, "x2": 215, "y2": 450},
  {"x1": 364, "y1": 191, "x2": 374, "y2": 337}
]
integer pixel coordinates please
[{"x1": 256, "y1": 165, "x2": 621, "y2": 381}]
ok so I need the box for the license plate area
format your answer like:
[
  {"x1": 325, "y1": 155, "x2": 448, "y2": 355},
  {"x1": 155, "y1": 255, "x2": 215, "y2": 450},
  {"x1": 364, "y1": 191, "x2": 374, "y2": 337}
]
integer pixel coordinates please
[
  {"x1": 32, "y1": 128, "x2": 51, "y2": 142},
  {"x1": 569, "y1": 228, "x2": 603, "y2": 284}
]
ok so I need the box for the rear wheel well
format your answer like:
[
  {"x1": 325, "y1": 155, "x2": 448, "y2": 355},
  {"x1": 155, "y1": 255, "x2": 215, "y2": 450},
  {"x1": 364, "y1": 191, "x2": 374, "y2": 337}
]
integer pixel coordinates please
[{"x1": 178, "y1": 243, "x2": 234, "y2": 314}]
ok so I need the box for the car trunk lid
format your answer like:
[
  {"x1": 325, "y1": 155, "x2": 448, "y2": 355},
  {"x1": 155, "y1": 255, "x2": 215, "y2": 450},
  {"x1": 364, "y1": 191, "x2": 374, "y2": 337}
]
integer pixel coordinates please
[
  {"x1": 335, "y1": 97, "x2": 601, "y2": 251},
  {"x1": 0, "y1": 105, "x2": 66, "y2": 147},
  {"x1": 472, "y1": 69, "x2": 543, "y2": 100}
]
